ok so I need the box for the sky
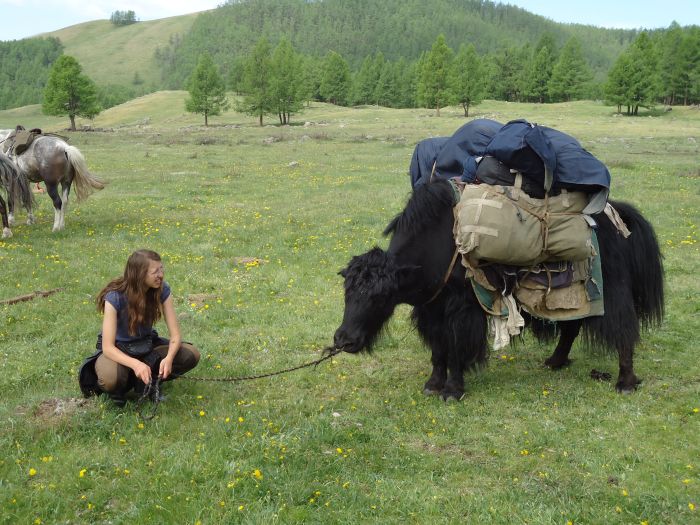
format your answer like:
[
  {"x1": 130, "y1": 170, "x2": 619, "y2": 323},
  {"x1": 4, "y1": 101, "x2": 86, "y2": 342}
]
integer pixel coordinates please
[{"x1": 1, "y1": 0, "x2": 699, "y2": 42}]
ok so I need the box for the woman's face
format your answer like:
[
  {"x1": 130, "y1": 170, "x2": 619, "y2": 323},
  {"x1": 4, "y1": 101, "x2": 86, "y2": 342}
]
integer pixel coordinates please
[{"x1": 144, "y1": 259, "x2": 164, "y2": 289}]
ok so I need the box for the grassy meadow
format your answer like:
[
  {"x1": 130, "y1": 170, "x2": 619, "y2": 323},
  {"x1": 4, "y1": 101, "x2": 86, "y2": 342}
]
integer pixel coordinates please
[{"x1": 0, "y1": 97, "x2": 699, "y2": 524}]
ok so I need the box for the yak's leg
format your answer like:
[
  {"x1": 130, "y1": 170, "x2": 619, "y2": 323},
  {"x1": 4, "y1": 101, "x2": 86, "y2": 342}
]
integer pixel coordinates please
[
  {"x1": 46, "y1": 182, "x2": 63, "y2": 232},
  {"x1": 442, "y1": 365, "x2": 466, "y2": 401},
  {"x1": 616, "y1": 342, "x2": 641, "y2": 394},
  {"x1": 423, "y1": 353, "x2": 447, "y2": 396},
  {"x1": 544, "y1": 319, "x2": 582, "y2": 369}
]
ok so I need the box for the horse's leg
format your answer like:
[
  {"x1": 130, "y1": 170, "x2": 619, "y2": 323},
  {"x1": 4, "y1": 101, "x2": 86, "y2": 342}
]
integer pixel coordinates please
[
  {"x1": 58, "y1": 181, "x2": 70, "y2": 230},
  {"x1": 544, "y1": 319, "x2": 582, "y2": 369},
  {"x1": 6, "y1": 187, "x2": 14, "y2": 226},
  {"x1": 45, "y1": 182, "x2": 63, "y2": 232},
  {"x1": 0, "y1": 196, "x2": 11, "y2": 238}
]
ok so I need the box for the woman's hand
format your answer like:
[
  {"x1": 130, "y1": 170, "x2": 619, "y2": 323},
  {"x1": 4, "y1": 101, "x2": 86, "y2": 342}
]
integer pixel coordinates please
[
  {"x1": 159, "y1": 356, "x2": 174, "y2": 380},
  {"x1": 132, "y1": 360, "x2": 152, "y2": 385}
]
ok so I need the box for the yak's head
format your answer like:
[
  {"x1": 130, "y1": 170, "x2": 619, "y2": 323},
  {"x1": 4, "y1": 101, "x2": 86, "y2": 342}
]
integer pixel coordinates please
[{"x1": 334, "y1": 247, "x2": 419, "y2": 354}]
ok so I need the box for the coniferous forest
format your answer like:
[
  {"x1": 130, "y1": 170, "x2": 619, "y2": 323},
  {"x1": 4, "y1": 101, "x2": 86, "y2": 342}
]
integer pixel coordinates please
[{"x1": 1, "y1": 0, "x2": 699, "y2": 114}]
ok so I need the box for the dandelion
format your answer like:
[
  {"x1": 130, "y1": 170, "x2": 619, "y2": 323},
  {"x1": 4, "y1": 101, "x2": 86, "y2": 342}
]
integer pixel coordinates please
[
  {"x1": 29, "y1": 468, "x2": 37, "y2": 477},
  {"x1": 520, "y1": 450, "x2": 529, "y2": 456},
  {"x1": 79, "y1": 469, "x2": 87, "y2": 478},
  {"x1": 689, "y1": 502, "x2": 696, "y2": 511},
  {"x1": 238, "y1": 416, "x2": 244, "y2": 423},
  {"x1": 119, "y1": 438, "x2": 127, "y2": 445},
  {"x1": 238, "y1": 505, "x2": 244, "y2": 511},
  {"x1": 199, "y1": 410, "x2": 206, "y2": 417},
  {"x1": 253, "y1": 469, "x2": 263, "y2": 480},
  {"x1": 336, "y1": 448, "x2": 343, "y2": 454},
  {"x1": 621, "y1": 489, "x2": 629, "y2": 497}
]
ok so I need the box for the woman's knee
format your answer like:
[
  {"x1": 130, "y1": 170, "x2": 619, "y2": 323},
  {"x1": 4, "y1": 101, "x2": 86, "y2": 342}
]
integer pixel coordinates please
[
  {"x1": 95, "y1": 355, "x2": 131, "y2": 393},
  {"x1": 176, "y1": 343, "x2": 200, "y2": 371}
]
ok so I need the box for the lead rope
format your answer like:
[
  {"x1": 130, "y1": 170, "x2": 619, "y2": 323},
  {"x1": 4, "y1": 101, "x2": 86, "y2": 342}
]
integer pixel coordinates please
[{"x1": 136, "y1": 347, "x2": 343, "y2": 422}]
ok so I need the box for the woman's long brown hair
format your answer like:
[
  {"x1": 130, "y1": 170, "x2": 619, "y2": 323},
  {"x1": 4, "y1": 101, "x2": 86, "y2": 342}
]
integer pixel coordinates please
[{"x1": 96, "y1": 249, "x2": 163, "y2": 336}]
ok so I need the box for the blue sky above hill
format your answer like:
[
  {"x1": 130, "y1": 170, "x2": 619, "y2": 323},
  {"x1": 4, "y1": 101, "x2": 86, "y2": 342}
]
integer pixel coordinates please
[{"x1": 0, "y1": 0, "x2": 698, "y2": 42}]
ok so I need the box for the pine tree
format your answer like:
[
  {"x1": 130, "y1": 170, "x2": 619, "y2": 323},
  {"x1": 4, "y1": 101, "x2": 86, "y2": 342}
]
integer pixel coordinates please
[
  {"x1": 450, "y1": 43, "x2": 484, "y2": 117},
  {"x1": 604, "y1": 52, "x2": 634, "y2": 114},
  {"x1": 548, "y1": 38, "x2": 593, "y2": 102},
  {"x1": 269, "y1": 38, "x2": 303, "y2": 124},
  {"x1": 624, "y1": 32, "x2": 659, "y2": 114},
  {"x1": 524, "y1": 45, "x2": 554, "y2": 103},
  {"x1": 42, "y1": 55, "x2": 101, "y2": 131},
  {"x1": 240, "y1": 38, "x2": 274, "y2": 126},
  {"x1": 417, "y1": 34, "x2": 454, "y2": 116},
  {"x1": 185, "y1": 52, "x2": 229, "y2": 126},
  {"x1": 320, "y1": 51, "x2": 351, "y2": 106}
]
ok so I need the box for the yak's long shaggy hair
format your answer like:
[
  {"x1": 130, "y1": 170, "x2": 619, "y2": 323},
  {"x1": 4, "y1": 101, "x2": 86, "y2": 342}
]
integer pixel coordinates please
[{"x1": 335, "y1": 179, "x2": 665, "y2": 398}]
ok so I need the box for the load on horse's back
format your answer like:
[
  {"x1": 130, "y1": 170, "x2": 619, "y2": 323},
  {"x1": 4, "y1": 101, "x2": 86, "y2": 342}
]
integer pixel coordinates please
[{"x1": 1, "y1": 125, "x2": 106, "y2": 232}]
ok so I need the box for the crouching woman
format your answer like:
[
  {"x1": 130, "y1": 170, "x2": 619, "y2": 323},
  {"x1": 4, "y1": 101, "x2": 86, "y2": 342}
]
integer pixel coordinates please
[{"x1": 80, "y1": 249, "x2": 200, "y2": 406}]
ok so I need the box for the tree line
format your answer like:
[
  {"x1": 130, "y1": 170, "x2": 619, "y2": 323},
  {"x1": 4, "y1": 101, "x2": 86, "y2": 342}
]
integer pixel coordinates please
[{"x1": 32, "y1": 22, "x2": 700, "y2": 130}]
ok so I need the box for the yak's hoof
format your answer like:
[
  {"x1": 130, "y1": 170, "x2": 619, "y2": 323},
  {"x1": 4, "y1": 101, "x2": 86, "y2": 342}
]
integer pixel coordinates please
[
  {"x1": 544, "y1": 357, "x2": 572, "y2": 370},
  {"x1": 615, "y1": 376, "x2": 641, "y2": 394},
  {"x1": 441, "y1": 391, "x2": 465, "y2": 402}
]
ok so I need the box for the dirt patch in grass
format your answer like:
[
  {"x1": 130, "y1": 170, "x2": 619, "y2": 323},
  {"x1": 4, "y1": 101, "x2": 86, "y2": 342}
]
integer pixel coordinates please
[
  {"x1": 188, "y1": 293, "x2": 218, "y2": 307},
  {"x1": 17, "y1": 397, "x2": 90, "y2": 421}
]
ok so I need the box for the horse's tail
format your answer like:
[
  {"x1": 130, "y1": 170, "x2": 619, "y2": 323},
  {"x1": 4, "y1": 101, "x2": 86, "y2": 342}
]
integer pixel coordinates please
[
  {"x1": 0, "y1": 153, "x2": 34, "y2": 211},
  {"x1": 64, "y1": 145, "x2": 106, "y2": 202},
  {"x1": 610, "y1": 200, "x2": 665, "y2": 327}
]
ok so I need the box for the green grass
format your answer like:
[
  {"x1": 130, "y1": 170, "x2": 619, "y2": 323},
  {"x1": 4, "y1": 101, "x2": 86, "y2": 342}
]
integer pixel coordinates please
[
  {"x1": 0, "y1": 99, "x2": 699, "y2": 524},
  {"x1": 42, "y1": 15, "x2": 201, "y2": 89}
]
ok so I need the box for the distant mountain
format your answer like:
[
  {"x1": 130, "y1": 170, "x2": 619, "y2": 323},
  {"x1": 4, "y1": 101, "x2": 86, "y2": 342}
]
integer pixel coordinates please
[
  {"x1": 1, "y1": 0, "x2": 643, "y2": 111},
  {"x1": 155, "y1": 0, "x2": 639, "y2": 88}
]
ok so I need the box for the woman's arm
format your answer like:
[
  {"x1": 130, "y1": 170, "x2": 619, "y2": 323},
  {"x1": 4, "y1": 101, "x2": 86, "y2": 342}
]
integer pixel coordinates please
[
  {"x1": 101, "y1": 302, "x2": 152, "y2": 384},
  {"x1": 159, "y1": 295, "x2": 182, "y2": 379}
]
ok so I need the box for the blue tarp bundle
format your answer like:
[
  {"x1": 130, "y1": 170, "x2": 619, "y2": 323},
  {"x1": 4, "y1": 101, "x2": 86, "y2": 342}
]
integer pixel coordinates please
[{"x1": 409, "y1": 118, "x2": 610, "y2": 214}]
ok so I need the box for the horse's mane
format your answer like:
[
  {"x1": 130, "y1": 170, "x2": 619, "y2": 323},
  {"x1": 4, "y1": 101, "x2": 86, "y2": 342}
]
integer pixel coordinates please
[{"x1": 384, "y1": 180, "x2": 456, "y2": 237}]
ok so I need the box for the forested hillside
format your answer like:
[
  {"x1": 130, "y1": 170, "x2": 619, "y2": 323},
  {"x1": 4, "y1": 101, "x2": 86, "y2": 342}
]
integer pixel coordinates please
[
  {"x1": 0, "y1": 38, "x2": 63, "y2": 110},
  {"x1": 1, "y1": 0, "x2": 696, "y2": 113},
  {"x1": 156, "y1": 0, "x2": 637, "y2": 89}
]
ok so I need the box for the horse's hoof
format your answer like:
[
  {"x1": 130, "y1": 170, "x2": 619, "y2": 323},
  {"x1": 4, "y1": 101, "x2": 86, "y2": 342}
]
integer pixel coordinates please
[
  {"x1": 2, "y1": 228, "x2": 11, "y2": 238},
  {"x1": 423, "y1": 387, "x2": 440, "y2": 397}
]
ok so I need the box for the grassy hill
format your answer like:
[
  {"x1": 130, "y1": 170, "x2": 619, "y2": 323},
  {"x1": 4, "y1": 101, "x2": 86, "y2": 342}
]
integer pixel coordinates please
[{"x1": 44, "y1": 14, "x2": 202, "y2": 89}]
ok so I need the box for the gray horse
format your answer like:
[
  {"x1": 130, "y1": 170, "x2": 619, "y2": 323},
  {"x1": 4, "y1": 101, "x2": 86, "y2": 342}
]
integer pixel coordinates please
[{"x1": 1, "y1": 129, "x2": 105, "y2": 232}]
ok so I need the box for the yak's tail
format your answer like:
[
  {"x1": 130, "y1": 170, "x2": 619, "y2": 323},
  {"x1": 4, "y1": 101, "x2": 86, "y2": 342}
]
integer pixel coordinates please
[
  {"x1": 65, "y1": 145, "x2": 106, "y2": 202},
  {"x1": 610, "y1": 200, "x2": 665, "y2": 328}
]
